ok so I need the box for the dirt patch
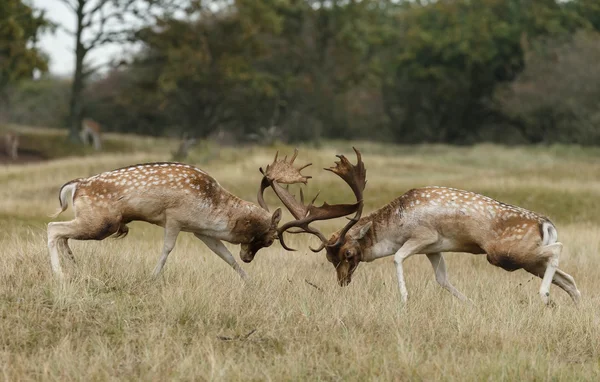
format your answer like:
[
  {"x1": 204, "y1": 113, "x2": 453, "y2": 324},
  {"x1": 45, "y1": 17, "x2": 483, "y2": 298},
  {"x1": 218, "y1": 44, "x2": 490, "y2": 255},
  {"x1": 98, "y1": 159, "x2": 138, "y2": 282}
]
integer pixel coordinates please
[{"x1": 0, "y1": 148, "x2": 47, "y2": 165}]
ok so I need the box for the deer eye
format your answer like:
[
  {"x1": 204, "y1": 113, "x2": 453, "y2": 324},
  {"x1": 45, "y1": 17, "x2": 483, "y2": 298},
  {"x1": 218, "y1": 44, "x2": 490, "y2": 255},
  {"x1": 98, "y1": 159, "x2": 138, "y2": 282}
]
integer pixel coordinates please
[{"x1": 345, "y1": 250, "x2": 353, "y2": 258}]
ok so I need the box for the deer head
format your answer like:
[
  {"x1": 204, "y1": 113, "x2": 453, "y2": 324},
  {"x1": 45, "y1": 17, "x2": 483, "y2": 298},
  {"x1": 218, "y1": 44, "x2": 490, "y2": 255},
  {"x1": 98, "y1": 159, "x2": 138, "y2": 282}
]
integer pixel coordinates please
[{"x1": 260, "y1": 148, "x2": 367, "y2": 285}]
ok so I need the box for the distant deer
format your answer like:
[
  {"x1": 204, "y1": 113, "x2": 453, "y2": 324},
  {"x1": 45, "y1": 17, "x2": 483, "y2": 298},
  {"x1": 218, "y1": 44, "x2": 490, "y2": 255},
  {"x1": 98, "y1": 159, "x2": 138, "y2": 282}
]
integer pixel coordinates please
[
  {"x1": 47, "y1": 162, "x2": 283, "y2": 279},
  {"x1": 4, "y1": 131, "x2": 19, "y2": 160},
  {"x1": 260, "y1": 148, "x2": 581, "y2": 305},
  {"x1": 80, "y1": 118, "x2": 102, "y2": 150}
]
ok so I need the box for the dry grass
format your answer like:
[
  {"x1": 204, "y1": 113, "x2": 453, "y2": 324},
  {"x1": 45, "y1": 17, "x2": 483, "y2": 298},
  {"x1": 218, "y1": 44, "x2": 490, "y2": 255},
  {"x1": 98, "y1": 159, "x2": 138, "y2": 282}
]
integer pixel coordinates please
[{"x1": 1, "y1": 135, "x2": 599, "y2": 380}]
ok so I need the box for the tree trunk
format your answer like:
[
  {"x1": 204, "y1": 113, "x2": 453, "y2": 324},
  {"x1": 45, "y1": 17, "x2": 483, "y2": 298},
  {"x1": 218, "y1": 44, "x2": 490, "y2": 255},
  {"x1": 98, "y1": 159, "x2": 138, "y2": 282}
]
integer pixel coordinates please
[
  {"x1": 67, "y1": 58, "x2": 85, "y2": 142},
  {"x1": 67, "y1": 0, "x2": 86, "y2": 142}
]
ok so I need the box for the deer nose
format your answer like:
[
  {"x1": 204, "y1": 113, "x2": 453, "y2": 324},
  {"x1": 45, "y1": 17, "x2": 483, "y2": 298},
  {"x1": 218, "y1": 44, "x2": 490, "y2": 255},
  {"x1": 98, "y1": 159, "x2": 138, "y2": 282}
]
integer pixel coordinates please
[{"x1": 241, "y1": 251, "x2": 255, "y2": 263}]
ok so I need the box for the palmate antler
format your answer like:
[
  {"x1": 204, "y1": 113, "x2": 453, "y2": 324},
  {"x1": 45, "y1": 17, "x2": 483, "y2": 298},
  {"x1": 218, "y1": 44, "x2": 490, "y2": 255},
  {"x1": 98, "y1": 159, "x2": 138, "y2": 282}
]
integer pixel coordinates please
[
  {"x1": 257, "y1": 149, "x2": 312, "y2": 213},
  {"x1": 258, "y1": 147, "x2": 367, "y2": 252},
  {"x1": 324, "y1": 148, "x2": 367, "y2": 249}
]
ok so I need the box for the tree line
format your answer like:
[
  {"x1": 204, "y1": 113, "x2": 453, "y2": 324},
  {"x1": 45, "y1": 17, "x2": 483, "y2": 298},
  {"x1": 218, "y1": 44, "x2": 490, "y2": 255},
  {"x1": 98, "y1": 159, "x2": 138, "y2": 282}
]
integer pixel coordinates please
[{"x1": 3, "y1": 0, "x2": 600, "y2": 145}]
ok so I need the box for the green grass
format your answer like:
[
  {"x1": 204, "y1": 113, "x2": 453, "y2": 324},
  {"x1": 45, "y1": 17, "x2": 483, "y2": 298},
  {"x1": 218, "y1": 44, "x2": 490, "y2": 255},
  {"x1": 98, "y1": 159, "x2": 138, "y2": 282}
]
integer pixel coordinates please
[{"x1": 0, "y1": 127, "x2": 599, "y2": 380}]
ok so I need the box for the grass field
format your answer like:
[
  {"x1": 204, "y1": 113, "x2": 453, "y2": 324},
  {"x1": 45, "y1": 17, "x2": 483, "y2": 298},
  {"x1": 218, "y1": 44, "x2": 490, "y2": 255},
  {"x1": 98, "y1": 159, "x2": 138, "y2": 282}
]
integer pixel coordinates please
[{"x1": 1, "y1": 127, "x2": 599, "y2": 380}]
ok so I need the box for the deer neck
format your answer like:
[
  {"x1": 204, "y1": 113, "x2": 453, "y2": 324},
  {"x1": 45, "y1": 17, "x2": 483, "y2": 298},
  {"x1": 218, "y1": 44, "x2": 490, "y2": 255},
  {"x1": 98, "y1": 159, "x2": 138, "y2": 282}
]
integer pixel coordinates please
[
  {"x1": 224, "y1": 195, "x2": 271, "y2": 244},
  {"x1": 358, "y1": 206, "x2": 407, "y2": 262}
]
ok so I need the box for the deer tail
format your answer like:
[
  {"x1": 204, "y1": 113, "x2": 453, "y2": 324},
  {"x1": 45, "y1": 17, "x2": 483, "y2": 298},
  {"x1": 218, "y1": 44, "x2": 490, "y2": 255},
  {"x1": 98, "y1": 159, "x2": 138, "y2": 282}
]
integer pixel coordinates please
[{"x1": 49, "y1": 179, "x2": 82, "y2": 218}]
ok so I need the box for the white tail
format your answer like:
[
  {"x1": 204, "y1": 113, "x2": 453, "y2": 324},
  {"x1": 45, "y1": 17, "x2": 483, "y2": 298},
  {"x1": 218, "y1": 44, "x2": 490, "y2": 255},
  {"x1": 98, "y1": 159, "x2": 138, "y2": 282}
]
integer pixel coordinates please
[
  {"x1": 49, "y1": 180, "x2": 79, "y2": 218},
  {"x1": 269, "y1": 149, "x2": 581, "y2": 306},
  {"x1": 47, "y1": 162, "x2": 283, "y2": 280},
  {"x1": 541, "y1": 221, "x2": 558, "y2": 246}
]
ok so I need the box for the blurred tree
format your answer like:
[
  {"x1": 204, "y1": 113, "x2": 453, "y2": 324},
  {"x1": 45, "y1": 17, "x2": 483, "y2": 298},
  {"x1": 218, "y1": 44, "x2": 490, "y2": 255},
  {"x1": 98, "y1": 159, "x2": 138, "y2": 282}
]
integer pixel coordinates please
[
  {"x1": 126, "y1": 0, "x2": 284, "y2": 138},
  {"x1": 7, "y1": 76, "x2": 71, "y2": 128},
  {"x1": 252, "y1": 0, "x2": 394, "y2": 141},
  {"x1": 381, "y1": 0, "x2": 587, "y2": 144},
  {"x1": 57, "y1": 0, "x2": 175, "y2": 141},
  {"x1": 77, "y1": 0, "x2": 600, "y2": 145},
  {"x1": 567, "y1": 0, "x2": 600, "y2": 32},
  {"x1": 0, "y1": 0, "x2": 51, "y2": 117},
  {"x1": 496, "y1": 31, "x2": 600, "y2": 145},
  {"x1": 87, "y1": 0, "x2": 391, "y2": 141}
]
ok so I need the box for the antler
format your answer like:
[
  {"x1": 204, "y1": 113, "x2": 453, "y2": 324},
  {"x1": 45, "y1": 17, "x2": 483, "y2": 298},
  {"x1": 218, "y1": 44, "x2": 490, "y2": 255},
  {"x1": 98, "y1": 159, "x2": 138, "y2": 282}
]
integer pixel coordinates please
[
  {"x1": 324, "y1": 147, "x2": 367, "y2": 249},
  {"x1": 272, "y1": 182, "x2": 360, "y2": 251},
  {"x1": 267, "y1": 147, "x2": 367, "y2": 252},
  {"x1": 257, "y1": 149, "x2": 312, "y2": 212}
]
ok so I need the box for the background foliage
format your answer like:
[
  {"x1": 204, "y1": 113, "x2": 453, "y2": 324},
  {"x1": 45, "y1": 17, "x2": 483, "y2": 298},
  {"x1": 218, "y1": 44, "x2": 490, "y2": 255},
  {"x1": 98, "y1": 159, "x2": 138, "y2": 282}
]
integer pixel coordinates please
[{"x1": 3, "y1": 0, "x2": 600, "y2": 144}]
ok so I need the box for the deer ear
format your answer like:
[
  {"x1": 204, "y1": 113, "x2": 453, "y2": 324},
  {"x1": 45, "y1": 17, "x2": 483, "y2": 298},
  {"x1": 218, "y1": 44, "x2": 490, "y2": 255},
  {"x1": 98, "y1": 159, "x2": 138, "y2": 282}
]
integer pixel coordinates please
[
  {"x1": 356, "y1": 221, "x2": 372, "y2": 240},
  {"x1": 271, "y1": 208, "x2": 282, "y2": 226}
]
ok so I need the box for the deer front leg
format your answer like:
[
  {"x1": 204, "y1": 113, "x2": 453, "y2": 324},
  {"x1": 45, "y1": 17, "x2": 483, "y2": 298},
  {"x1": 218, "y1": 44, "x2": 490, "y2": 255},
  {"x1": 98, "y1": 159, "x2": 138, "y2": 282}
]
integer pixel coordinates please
[
  {"x1": 152, "y1": 224, "x2": 180, "y2": 277},
  {"x1": 426, "y1": 253, "x2": 470, "y2": 302},
  {"x1": 194, "y1": 234, "x2": 249, "y2": 280},
  {"x1": 393, "y1": 237, "x2": 436, "y2": 303}
]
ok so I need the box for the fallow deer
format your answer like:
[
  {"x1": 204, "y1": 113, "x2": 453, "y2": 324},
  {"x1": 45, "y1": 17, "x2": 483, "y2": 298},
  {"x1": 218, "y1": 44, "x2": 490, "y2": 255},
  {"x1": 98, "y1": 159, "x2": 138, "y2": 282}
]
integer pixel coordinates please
[
  {"x1": 80, "y1": 118, "x2": 102, "y2": 150},
  {"x1": 261, "y1": 148, "x2": 581, "y2": 305},
  {"x1": 4, "y1": 131, "x2": 19, "y2": 160},
  {"x1": 47, "y1": 162, "x2": 283, "y2": 279}
]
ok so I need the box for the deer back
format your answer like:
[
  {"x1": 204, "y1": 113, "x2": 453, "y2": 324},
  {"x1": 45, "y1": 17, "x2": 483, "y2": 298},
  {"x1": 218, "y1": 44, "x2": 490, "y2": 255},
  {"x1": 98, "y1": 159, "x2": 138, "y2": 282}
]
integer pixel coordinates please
[
  {"x1": 362, "y1": 187, "x2": 551, "y2": 256},
  {"x1": 70, "y1": 163, "x2": 265, "y2": 235}
]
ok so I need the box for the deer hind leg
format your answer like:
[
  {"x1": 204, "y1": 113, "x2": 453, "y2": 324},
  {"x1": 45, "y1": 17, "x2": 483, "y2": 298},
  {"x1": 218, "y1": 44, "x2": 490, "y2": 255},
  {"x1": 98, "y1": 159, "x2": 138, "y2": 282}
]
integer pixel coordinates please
[
  {"x1": 9, "y1": 139, "x2": 17, "y2": 160},
  {"x1": 152, "y1": 223, "x2": 180, "y2": 277},
  {"x1": 58, "y1": 238, "x2": 76, "y2": 263},
  {"x1": 48, "y1": 222, "x2": 69, "y2": 278},
  {"x1": 92, "y1": 133, "x2": 102, "y2": 151},
  {"x1": 551, "y1": 268, "x2": 581, "y2": 304},
  {"x1": 537, "y1": 242, "x2": 562, "y2": 305},
  {"x1": 525, "y1": 263, "x2": 581, "y2": 305},
  {"x1": 426, "y1": 253, "x2": 469, "y2": 302},
  {"x1": 48, "y1": 217, "x2": 123, "y2": 278},
  {"x1": 194, "y1": 234, "x2": 248, "y2": 280}
]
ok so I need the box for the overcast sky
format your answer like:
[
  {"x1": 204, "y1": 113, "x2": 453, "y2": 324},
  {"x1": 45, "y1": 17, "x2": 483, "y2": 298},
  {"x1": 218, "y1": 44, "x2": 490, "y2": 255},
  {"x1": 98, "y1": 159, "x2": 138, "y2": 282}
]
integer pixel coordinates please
[{"x1": 32, "y1": 0, "x2": 125, "y2": 76}]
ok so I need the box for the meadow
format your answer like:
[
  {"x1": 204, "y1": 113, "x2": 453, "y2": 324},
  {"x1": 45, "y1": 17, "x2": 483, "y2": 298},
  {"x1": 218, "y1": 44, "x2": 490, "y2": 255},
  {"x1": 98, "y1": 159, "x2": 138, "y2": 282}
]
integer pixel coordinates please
[{"x1": 0, "y1": 126, "x2": 599, "y2": 380}]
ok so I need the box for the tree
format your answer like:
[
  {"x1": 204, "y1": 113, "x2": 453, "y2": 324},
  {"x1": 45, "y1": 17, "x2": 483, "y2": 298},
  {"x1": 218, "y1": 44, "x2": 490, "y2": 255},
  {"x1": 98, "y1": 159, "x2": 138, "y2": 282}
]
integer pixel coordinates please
[
  {"x1": 58, "y1": 0, "x2": 171, "y2": 140},
  {"x1": 7, "y1": 76, "x2": 71, "y2": 128},
  {"x1": 496, "y1": 31, "x2": 600, "y2": 145},
  {"x1": 0, "y1": 0, "x2": 51, "y2": 116},
  {"x1": 111, "y1": 0, "x2": 287, "y2": 138},
  {"x1": 380, "y1": 0, "x2": 587, "y2": 144}
]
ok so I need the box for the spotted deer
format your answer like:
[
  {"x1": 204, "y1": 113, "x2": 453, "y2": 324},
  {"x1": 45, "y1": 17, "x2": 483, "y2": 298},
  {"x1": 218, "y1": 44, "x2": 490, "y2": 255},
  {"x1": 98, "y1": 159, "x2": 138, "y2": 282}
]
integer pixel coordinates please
[
  {"x1": 80, "y1": 118, "x2": 102, "y2": 150},
  {"x1": 47, "y1": 162, "x2": 283, "y2": 279},
  {"x1": 4, "y1": 131, "x2": 19, "y2": 160},
  {"x1": 261, "y1": 148, "x2": 581, "y2": 305}
]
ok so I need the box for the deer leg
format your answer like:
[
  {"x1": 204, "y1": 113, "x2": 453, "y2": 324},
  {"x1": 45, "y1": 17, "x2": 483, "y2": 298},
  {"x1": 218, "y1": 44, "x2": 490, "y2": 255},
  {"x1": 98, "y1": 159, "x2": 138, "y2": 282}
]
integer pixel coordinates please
[
  {"x1": 553, "y1": 269, "x2": 581, "y2": 304},
  {"x1": 426, "y1": 253, "x2": 469, "y2": 302},
  {"x1": 538, "y1": 242, "x2": 562, "y2": 305},
  {"x1": 48, "y1": 222, "x2": 68, "y2": 278},
  {"x1": 194, "y1": 234, "x2": 248, "y2": 280},
  {"x1": 152, "y1": 224, "x2": 180, "y2": 277},
  {"x1": 393, "y1": 237, "x2": 436, "y2": 303},
  {"x1": 59, "y1": 238, "x2": 76, "y2": 264},
  {"x1": 48, "y1": 217, "x2": 120, "y2": 278},
  {"x1": 92, "y1": 134, "x2": 101, "y2": 151},
  {"x1": 525, "y1": 264, "x2": 581, "y2": 304}
]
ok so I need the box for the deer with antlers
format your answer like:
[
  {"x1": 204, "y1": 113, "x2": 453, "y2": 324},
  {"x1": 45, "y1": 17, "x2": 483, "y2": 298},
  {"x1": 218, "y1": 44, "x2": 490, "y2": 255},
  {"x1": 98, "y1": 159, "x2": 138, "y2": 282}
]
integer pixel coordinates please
[
  {"x1": 260, "y1": 148, "x2": 581, "y2": 305},
  {"x1": 47, "y1": 162, "x2": 282, "y2": 279}
]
